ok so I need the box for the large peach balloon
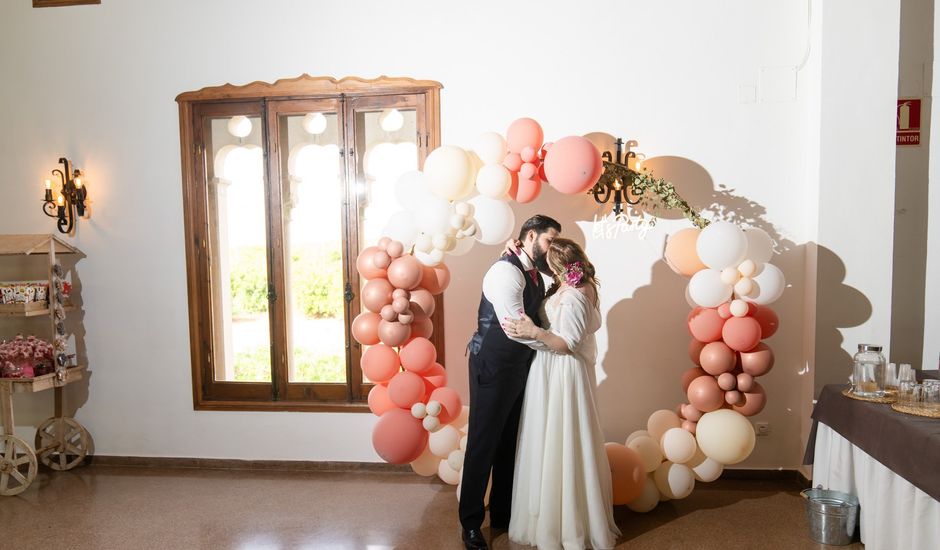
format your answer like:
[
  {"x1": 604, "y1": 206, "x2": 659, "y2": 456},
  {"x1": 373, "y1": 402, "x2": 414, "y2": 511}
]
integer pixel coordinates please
[
  {"x1": 368, "y1": 383, "x2": 396, "y2": 416},
  {"x1": 543, "y1": 136, "x2": 603, "y2": 195},
  {"x1": 361, "y1": 343, "x2": 400, "y2": 383},
  {"x1": 399, "y1": 337, "x2": 436, "y2": 374},
  {"x1": 357, "y1": 246, "x2": 387, "y2": 280},
  {"x1": 420, "y1": 264, "x2": 451, "y2": 295},
  {"x1": 388, "y1": 255, "x2": 423, "y2": 290},
  {"x1": 739, "y1": 342, "x2": 775, "y2": 376},
  {"x1": 695, "y1": 409, "x2": 756, "y2": 465},
  {"x1": 372, "y1": 408, "x2": 428, "y2": 464},
  {"x1": 687, "y1": 307, "x2": 725, "y2": 343},
  {"x1": 681, "y1": 367, "x2": 709, "y2": 393},
  {"x1": 605, "y1": 443, "x2": 647, "y2": 505},
  {"x1": 506, "y1": 117, "x2": 544, "y2": 153},
  {"x1": 428, "y1": 387, "x2": 462, "y2": 425},
  {"x1": 387, "y1": 371, "x2": 426, "y2": 409},
  {"x1": 362, "y1": 278, "x2": 394, "y2": 313},
  {"x1": 732, "y1": 382, "x2": 767, "y2": 416},
  {"x1": 752, "y1": 306, "x2": 779, "y2": 339},
  {"x1": 721, "y1": 316, "x2": 762, "y2": 352},
  {"x1": 351, "y1": 312, "x2": 381, "y2": 345},
  {"x1": 664, "y1": 228, "x2": 707, "y2": 277},
  {"x1": 687, "y1": 376, "x2": 724, "y2": 413},
  {"x1": 378, "y1": 320, "x2": 411, "y2": 347},
  {"x1": 699, "y1": 341, "x2": 736, "y2": 375}
]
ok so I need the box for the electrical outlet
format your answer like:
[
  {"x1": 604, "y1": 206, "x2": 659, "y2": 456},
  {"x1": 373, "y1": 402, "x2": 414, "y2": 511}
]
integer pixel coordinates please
[{"x1": 755, "y1": 421, "x2": 771, "y2": 436}]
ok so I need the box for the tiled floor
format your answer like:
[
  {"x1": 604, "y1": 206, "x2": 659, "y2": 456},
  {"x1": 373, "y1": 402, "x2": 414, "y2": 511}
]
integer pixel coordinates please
[{"x1": 0, "y1": 465, "x2": 859, "y2": 549}]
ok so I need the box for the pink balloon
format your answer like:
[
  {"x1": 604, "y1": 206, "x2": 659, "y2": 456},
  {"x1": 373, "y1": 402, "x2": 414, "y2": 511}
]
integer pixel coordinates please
[
  {"x1": 740, "y1": 342, "x2": 775, "y2": 376},
  {"x1": 351, "y1": 312, "x2": 381, "y2": 345},
  {"x1": 681, "y1": 403, "x2": 703, "y2": 422},
  {"x1": 361, "y1": 344, "x2": 400, "y2": 383},
  {"x1": 411, "y1": 317, "x2": 434, "y2": 339},
  {"x1": 699, "y1": 341, "x2": 736, "y2": 375},
  {"x1": 689, "y1": 339, "x2": 706, "y2": 366},
  {"x1": 399, "y1": 337, "x2": 436, "y2": 374},
  {"x1": 368, "y1": 383, "x2": 396, "y2": 416},
  {"x1": 428, "y1": 387, "x2": 462, "y2": 425},
  {"x1": 387, "y1": 255, "x2": 423, "y2": 290},
  {"x1": 409, "y1": 288, "x2": 436, "y2": 318},
  {"x1": 539, "y1": 142, "x2": 553, "y2": 159},
  {"x1": 392, "y1": 288, "x2": 409, "y2": 300},
  {"x1": 377, "y1": 237, "x2": 391, "y2": 250},
  {"x1": 420, "y1": 265, "x2": 451, "y2": 295},
  {"x1": 387, "y1": 371, "x2": 426, "y2": 409},
  {"x1": 725, "y1": 390, "x2": 743, "y2": 406},
  {"x1": 717, "y1": 372, "x2": 737, "y2": 391},
  {"x1": 386, "y1": 240, "x2": 404, "y2": 258},
  {"x1": 681, "y1": 420, "x2": 697, "y2": 435},
  {"x1": 380, "y1": 304, "x2": 398, "y2": 322},
  {"x1": 736, "y1": 372, "x2": 755, "y2": 392},
  {"x1": 519, "y1": 162, "x2": 537, "y2": 180},
  {"x1": 687, "y1": 375, "x2": 724, "y2": 412},
  {"x1": 506, "y1": 170, "x2": 520, "y2": 200},
  {"x1": 356, "y1": 246, "x2": 387, "y2": 279},
  {"x1": 717, "y1": 302, "x2": 732, "y2": 319},
  {"x1": 688, "y1": 307, "x2": 725, "y2": 343},
  {"x1": 752, "y1": 306, "x2": 780, "y2": 339},
  {"x1": 721, "y1": 316, "x2": 762, "y2": 352},
  {"x1": 733, "y1": 382, "x2": 767, "y2": 416},
  {"x1": 372, "y1": 250, "x2": 391, "y2": 270},
  {"x1": 378, "y1": 320, "x2": 411, "y2": 347},
  {"x1": 392, "y1": 296, "x2": 410, "y2": 314},
  {"x1": 520, "y1": 146, "x2": 538, "y2": 163},
  {"x1": 397, "y1": 311, "x2": 414, "y2": 325},
  {"x1": 515, "y1": 178, "x2": 542, "y2": 204},
  {"x1": 362, "y1": 278, "x2": 394, "y2": 313},
  {"x1": 681, "y1": 366, "x2": 709, "y2": 393},
  {"x1": 422, "y1": 362, "x2": 447, "y2": 395},
  {"x1": 372, "y1": 408, "x2": 428, "y2": 464},
  {"x1": 506, "y1": 118, "x2": 544, "y2": 153},
  {"x1": 543, "y1": 136, "x2": 603, "y2": 194},
  {"x1": 502, "y1": 152, "x2": 523, "y2": 172}
]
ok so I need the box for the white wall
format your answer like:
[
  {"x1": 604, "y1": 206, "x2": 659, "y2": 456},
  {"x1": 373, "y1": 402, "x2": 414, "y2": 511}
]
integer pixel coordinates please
[
  {"x1": 925, "y1": 2, "x2": 940, "y2": 372},
  {"x1": 0, "y1": 0, "x2": 902, "y2": 467}
]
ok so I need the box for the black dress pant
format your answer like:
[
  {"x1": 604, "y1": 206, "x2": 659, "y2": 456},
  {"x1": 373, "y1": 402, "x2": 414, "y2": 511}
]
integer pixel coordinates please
[{"x1": 458, "y1": 352, "x2": 529, "y2": 530}]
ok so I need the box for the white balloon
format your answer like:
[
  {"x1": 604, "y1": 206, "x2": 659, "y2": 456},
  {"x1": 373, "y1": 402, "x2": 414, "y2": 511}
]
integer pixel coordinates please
[
  {"x1": 395, "y1": 171, "x2": 429, "y2": 210},
  {"x1": 449, "y1": 236, "x2": 475, "y2": 256},
  {"x1": 410, "y1": 448, "x2": 441, "y2": 477},
  {"x1": 414, "y1": 249, "x2": 441, "y2": 267},
  {"x1": 437, "y1": 459, "x2": 462, "y2": 485},
  {"x1": 653, "y1": 461, "x2": 695, "y2": 500},
  {"x1": 431, "y1": 233, "x2": 449, "y2": 251},
  {"x1": 415, "y1": 234, "x2": 433, "y2": 254},
  {"x1": 455, "y1": 201, "x2": 473, "y2": 217},
  {"x1": 737, "y1": 259, "x2": 757, "y2": 278},
  {"x1": 729, "y1": 299, "x2": 750, "y2": 317},
  {"x1": 424, "y1": 145, "x2": 475, "y2": 200},
  {"x1": 447, "y1": 449, "x2": 465, "y2": 471},
  {"x1": 423, "y1": 415, "x2": 441, "y2": 432},
  {"x1": 417, "y1": 196, "x2": 453, "y2": 236},
  {"x1": 378, "y1": 108, "x2": 404, "y2": 132},
  {"x1": 697, "y1": 221, "x2": 748, "y2": 270},
  {"x1": 459, "y1": 435, "x2": 468, "y2": 451},
  {"x1": 720, "y1": 267, "x2": 740, "y2": 285},
  {"x1": 695, "y1": 409, "x2": 756, "y2": 465},
  {"x1": 748, "y1": 263, "x2": 785, "y2": 305},
  {"x1": 743, "y1": 227, "x2": 774, "y2": 264},
  {"x1": 476, "y1": 164, "x2": 512, "y2": 199},
  {"x1": 661, "y1": 428, "x2": 698, "y2": 464},
  {"x1": 468, "y1": 195, "x2": 515, "y2": 245},
  {"x1": 625, "y1": 429, "x2": 651, "y2": 446},
  {"x1": 688, "y1": 269, "x2": 733, "y2": 308},
  {"x1": 426, "y1": 400, "x2": 442, "y2": 417},
  {"x1": 227, "y1": 115, "x2": 252, "y2": 138},
  {"x1": 301, "y1": 112, "x2": 328, "y2": 135},
  {"x1": 429, "y1": 425, "x2": 461, "y2": 457},
  {"x1": 627, "y1": 474, "x2": 660, "y2": 513},
  {"x1": 627, "y1": 435, "x2": 664, "y2": 473},
  {"x1": 733, "y1": 277, "x2": 754, "y2": 297},
  {"x1": 383, "y1": 211, "x2": 420, "y2": 248},
  {"x1": 647, "y1": 410, "x2": 682, "y2": 443},
  {"x1": 411, "y1": 402, "x2": 427, "y2": 419},
  {"x1": 689, "y1": 447, "x2": 724, "y2": 482},
  {"x1": 474, "y1": 132, "x2": 508, "y2": 164}
]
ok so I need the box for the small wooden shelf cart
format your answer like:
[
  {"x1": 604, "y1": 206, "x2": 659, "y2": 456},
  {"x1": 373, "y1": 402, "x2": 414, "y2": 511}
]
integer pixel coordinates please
[{"x1": 0, "y1": 235, "x2": 89, "y2": 496}]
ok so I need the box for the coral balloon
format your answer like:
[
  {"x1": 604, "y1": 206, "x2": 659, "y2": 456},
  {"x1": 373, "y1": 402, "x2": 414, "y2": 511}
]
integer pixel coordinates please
[
  {"x1": 399, "y1": 337, "x2": 436, "y2": 373},
  {"x1": 362, "y1": 278, "x2": 394, "y2": 313},
  {"x1": 428, "y1": 387, "x2": 462, "y2": 425},
  {"x1": 699, "y1": 341, "x2": 736, "y2": 375},
  {"x1": 605, "y1": 443, "x2": 647, "y2": 505},
  {"x1": 752, "y1": 305, "x2": 780, "y2": 339},
  {"x1": 695, "y1": 409, "x2": 756, "y2": 465},
  {"x1": 506, "y1": 117, "x2": 544, "y2": 153},
  {"x1": 422, "y1": 362, "x2": 447, "y2": 397},
  {"x1": 368, "y1": 383, "x2": 397, "y2": 416},
  {"x1": 351, "y1": 312, "x2": 381, "y2": 345},
  {"x1": 681, "y1": 367, "x2": 709, "y2": 393},
  {"x1": 387, "y1": 371, "x2": 426, "y2": 409},
  {"x1": 721, "y1": 316, "x2": 762, "y2": 352},
  {"x1": 387, "y1": 255, "x2": 423, "y2": 290},
  {"x1": 687, "y1": 307, "x2": 725, "y2": 343},
  {"x1": 378, "y1": 320, "x2": 411, "y2": 347},
  {"x1": 372, "y1": 408, "x2": 428, "y2": 464},
  {"x1": 717, "y1": 302, "x2": 732, "y2": 319},
  {"x1": 361, "y1": 343, "x2": 400, "y2": 383},
  {"x1": 647, "y1": 410, "x2": 682, "y2": 443},
  {"x1": 733, "y1": 382, "x2": 767, "y2": 417},
  {"x1": 739, "y1": 342, "x2": 775, "y2": 376},
  {"x1": 515, "y1": 178, "x2": 542, "y2": 203},
  {"x1": 664, "y1": 228, "x2": 707, "y2": 277},
  {"x1": 356, "y1": 246, "x2": 387, "y2": 279},
  {"x1": 420, "y1": 264, "x2": 451, "y2": 295},
  {"x1": 543, "y1": 136, "x2": 603, "y2": 194},
  {"x1": 687, "y1": 376, "x2": 724, "y2": 413},
  {"x1": 408, "y1": 288, "x2": 436, "y2": 318}
]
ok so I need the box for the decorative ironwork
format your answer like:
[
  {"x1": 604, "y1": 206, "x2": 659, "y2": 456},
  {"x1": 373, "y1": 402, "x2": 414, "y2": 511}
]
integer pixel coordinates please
[{"x1": 42, "y1": 158, "x2": 88, "y2": 234}]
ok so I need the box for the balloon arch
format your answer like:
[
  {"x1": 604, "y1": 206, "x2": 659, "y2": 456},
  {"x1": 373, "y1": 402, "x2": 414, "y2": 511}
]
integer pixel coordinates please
[{"x1": 350, "y1": 118, "x2": 784, "y2": 510}]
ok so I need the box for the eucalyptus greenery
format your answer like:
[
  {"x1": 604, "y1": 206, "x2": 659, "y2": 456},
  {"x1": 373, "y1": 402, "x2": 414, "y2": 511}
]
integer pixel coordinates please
[{"x1": 599, "y1": 161, "x2": 710, "y2": 229}]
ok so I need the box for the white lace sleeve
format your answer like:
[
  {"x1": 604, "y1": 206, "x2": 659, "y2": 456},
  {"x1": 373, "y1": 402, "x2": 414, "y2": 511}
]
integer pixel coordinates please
[{"x1": 552, "y1": 290, "x2": 590, "y2": 353}]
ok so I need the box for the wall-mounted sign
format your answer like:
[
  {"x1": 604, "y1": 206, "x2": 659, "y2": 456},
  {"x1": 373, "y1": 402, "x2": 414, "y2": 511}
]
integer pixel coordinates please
[{"x1": 897, "y1": 99, "x2": 921, "y2": 146}]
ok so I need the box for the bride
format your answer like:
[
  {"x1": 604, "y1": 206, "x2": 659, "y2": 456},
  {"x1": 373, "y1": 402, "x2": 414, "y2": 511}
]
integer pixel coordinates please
[{"x1": 502, "y1": 238, "x2": 620, "y2": 550}]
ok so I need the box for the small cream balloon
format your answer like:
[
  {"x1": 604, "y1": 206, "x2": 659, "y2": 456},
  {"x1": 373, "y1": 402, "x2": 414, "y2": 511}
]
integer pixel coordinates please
[
  {"x1": 411, "y1": 403, "x2": 428, "y2": 419},
  {"x1": 447, "y1": 449, "x2": 465, "y2": 471},
  {"x1": 737, "y1": 259, "x2": 757, "y2": 278},
  {"x1": 729, "y1": 299, "x2": 750, "y2": 317},
  {"x1": 423, "y1": 415, "x2": 441, "y2": 432},
  {"x1": 415, "y1": 234, "x2": 434, "y2": 253},
  {"x1": 431, "y1": 233, "x2": 449, "y2": 251},
  {"x1": 734, "y1": 277, "x2": 754, "y2": 297},
  {"x1": 450, "y1": 214, "x2": 467, "y2": 230},
  {"x1": 227, "y1": 115, "x2": 252, "y2": 138},
  {"x1": 426, "y1": 400, "x2": 443, "y2": 417},
  {"x1": 627, "y1": 435, "x2": 664, "y2": 473},
  {"x1": 302, "y1": 112, "x2": 328, "y2": 135},
  {"x1": 720, "y1": 267, "x2": 741, "y2": 285},
  {"x1": 379, "y1": 108, "x2": 404, "y2": 132}
]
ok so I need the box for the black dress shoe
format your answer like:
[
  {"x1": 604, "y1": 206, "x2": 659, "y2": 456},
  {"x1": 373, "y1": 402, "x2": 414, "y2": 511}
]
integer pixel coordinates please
[{"x1": 462, "y1": 528, "x2": 489, "y2": 550}]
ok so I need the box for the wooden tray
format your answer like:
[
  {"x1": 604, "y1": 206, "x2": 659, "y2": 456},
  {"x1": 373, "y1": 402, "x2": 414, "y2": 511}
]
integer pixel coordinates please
[
  {"x1": 842, "y1": 387, "x2": 898, "y2": 404},
  {"x1": 0, "y1": 365, "x2": 85, "y2": 394},
  {"x1": 891, "y1": 403, "x2": 940, "y2": 418}
]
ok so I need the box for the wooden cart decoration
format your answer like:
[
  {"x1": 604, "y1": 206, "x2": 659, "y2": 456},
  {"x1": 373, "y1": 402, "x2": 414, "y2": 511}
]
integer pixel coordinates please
[{"x1": 0, "y1": 235, "x2": 89, "y2": 496}]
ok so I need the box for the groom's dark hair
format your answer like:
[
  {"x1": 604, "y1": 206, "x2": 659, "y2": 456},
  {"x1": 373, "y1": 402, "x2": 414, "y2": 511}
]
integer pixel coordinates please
[{"x1": 518, "y1": 214, "x2": 562, "y2": 241}]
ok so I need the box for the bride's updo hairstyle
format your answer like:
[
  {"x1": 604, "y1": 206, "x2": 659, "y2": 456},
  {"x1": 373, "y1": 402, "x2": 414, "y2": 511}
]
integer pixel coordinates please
[{"x1": 545, "y1": 238, "x2": 599, "y2": 303}]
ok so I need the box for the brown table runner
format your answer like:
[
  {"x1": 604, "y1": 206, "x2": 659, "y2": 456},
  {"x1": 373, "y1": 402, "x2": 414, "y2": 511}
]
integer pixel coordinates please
[{"x1": 804, "y1": 384, "x2": 940, "y2": 502}]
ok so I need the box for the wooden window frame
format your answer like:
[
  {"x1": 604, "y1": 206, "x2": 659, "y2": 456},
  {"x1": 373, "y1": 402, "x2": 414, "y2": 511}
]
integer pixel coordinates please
[{"x1": 176, "y1": 75, "x2": 443, "y2": 412}]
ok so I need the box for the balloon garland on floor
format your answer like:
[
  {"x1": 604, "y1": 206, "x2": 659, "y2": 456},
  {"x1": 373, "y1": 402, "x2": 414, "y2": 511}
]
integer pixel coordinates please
[{"x1": 352, "y1": 117, "x2": 782, "y2": 511}]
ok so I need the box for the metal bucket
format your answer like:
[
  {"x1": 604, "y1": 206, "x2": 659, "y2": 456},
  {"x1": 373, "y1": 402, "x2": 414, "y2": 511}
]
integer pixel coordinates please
[{"x1": 801, "y1": 486, "x2": 860, "y2": 546}]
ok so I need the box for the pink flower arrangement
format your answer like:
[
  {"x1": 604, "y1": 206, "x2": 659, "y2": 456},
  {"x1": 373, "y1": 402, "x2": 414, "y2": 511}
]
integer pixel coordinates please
[
  {"x1": 0, "y1": 334, "x2": 54, "y2": 378},
  {"x1": 564, "y1": 261, "x2": 585, "y2": 287}
]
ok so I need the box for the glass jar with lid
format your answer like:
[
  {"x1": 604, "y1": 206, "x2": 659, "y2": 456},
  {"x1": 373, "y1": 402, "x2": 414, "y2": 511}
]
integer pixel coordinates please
[{"x1": 853, "y1": 344, "x2": 886, "y2": 397}]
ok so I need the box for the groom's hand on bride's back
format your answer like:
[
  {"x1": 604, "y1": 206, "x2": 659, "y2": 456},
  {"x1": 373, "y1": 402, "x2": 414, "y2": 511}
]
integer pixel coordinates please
[{"x1": 500, "y1": 239, "x2": 522, "y2": 257}]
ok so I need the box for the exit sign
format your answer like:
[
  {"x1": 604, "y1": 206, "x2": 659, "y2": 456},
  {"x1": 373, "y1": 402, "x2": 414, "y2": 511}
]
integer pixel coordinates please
[{"x1": 897, "y1": 99, "x2": 921, "y2": 146}]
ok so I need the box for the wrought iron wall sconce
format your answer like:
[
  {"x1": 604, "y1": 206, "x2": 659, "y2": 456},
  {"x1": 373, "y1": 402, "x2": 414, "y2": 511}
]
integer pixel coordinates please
[
  {"x1": 588, "y1": 138, "x2": 641, "y2": 215},
  {"x1": 42, "y1": 157, "x2": 88, "y2": 234}
]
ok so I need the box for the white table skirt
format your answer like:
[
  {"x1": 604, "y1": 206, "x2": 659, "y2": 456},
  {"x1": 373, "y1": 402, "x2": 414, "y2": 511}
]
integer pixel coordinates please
[{"x1": 812, "y1": 421, "x2": 940, "y2": 550}]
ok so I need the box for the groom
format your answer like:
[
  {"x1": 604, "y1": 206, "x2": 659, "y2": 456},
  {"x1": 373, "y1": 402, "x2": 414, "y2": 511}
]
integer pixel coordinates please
[{"x1": 459, "y1": 214, "x2": 561, "y2": 550}]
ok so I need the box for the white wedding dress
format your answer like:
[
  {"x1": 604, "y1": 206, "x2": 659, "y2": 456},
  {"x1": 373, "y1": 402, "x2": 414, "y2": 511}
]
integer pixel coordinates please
[{"x1": 509, "y1": 287, "x2": 621, "y2": 550}]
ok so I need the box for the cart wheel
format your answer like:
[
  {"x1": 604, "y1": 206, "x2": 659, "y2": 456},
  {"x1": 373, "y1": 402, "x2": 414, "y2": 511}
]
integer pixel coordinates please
[
  {"x1": 34, "y1": 417, "x2": 89, "y2": 471},
  {"x1": 0, "y1": 435, "x2": 38, "y2": 496}
]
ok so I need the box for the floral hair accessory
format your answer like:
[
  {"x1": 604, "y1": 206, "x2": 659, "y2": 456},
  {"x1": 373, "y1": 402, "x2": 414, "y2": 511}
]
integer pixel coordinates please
[{"x1": 564, "y1": 261, "x2": 585, "y2": 287}]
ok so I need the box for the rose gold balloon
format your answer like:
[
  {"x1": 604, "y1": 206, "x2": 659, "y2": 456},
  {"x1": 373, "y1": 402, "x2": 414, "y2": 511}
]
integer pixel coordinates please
[
  {"x1": 687, "y1": 375, "x2": 724, "y2": 412},
  {"x1": 356, "y1": 246, "x2": 387, "y2": 279},
  {"x1": 681, "y1": 367, "x2": 709, "y2": 393},
  {"x1": 412, "y1": 317, "x2": 433, "y2": 339},
  {"x1": 752, "y1": 306, "x2": 779, "y2": 339},
  {"x1": 378, "y1": 320, "x2": 411, "y2": 347},
  {"x1": 386, "y1": 240, "x2": 404, "y2": 258},
  {"x1": 681, "y1": 420, "x2": 697, "y2": 435},
  {"x1": 377, "y1": 236, "x2": 391, "y2": 250},
  {"x1": 736, "y1": 372, "x2": 754, "y2": 392},
  {"x1": 380, "y1": 304, "x2": 398, "y2": 322},
  {"x1": 699, "y1": 341, "x2": 736, "y2": 376},
  {"x1": 397, "y1": 311, "x2": 414, "y2": 325},
  {"x1": 681, "y1": 403, "x2": 703, "y2": 422},
  {"x1": 409, "y1": 288, "x2": 436, "y2": 318},
  {"x1": 724, "y1": 390, "x2": 743, "y2": 406},
  {"x1": 688, "y1": 339, "x2": 706, "y2": 366},
  {"x1": 420, "y1": 264, "x2": 451, "y2": 295},
  {"x1": 740, "y1": 342, "x2": 775, "y2": 377},
  {"x1": 351, "y1": 312, "x2": 381, "y2": 345},
  {"x1": 361, "y1": 278, "x2": 394, "y2": 313},
  {"x1": 372, "y1": 250, "x2": 392, "y2": 270},
  {"x1": 387, "y1": 255, "x2": 423, "y2": 290},
  {"x1": 733, "y1": 382, "x2": 767, "y2": 416},
  {"x1": 392, "y1": 296, "x2": 410, "y2": 314},
  {"x1": 717, "y1": 372, "x2": 737, "y2": 391},
  {"x1": 392, "y1": 288, "x2": 409, "y2": 300}
]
